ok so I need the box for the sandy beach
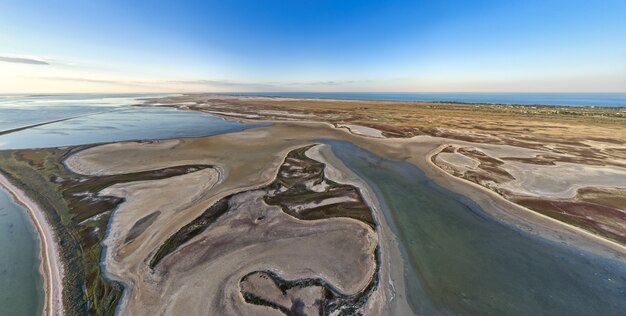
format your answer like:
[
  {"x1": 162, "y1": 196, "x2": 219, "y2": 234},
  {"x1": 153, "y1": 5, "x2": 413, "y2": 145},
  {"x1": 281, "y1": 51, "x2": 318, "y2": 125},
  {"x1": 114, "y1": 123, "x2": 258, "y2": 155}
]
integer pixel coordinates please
[{"x1": 0, "y1": 173, "x2": 64, "y2": 316}]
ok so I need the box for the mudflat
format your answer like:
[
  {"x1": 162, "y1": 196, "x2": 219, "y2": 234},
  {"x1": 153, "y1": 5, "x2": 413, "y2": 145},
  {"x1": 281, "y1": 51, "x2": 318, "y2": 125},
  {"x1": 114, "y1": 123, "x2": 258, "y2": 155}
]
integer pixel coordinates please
[
  {"x1": 3, "y1": 94, "x2": 625, "y2": 315},
  {"x1": 140, "y1": 94, "x2": 626, "y2": 250}
]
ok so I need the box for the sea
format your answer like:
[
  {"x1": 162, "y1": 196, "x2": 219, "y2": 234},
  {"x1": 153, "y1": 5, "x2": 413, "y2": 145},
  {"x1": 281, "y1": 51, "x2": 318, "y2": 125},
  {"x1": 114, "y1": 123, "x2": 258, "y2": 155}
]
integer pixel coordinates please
[{"x1": 235, "y1": 92, "x2": 626, "y2": 107}]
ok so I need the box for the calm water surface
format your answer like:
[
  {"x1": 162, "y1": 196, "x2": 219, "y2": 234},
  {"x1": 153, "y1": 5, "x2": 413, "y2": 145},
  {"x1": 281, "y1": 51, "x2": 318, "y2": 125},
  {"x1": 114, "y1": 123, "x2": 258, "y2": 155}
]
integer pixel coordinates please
[
  {"x1": 0, "y1": 94, "x2": 166, "y2": 132},
  {"x1": 326, "y1": 139, "x2": 626, "y2": 315},
  {"x1": 238, "y1": 92, "x2": 626, "y2": 106},
  {"x1": 0, "y1": 105, "x2": 268, "y2": 150},
  {"x1": 0, "y1": 189, "x2": 43, "y2": 316}
]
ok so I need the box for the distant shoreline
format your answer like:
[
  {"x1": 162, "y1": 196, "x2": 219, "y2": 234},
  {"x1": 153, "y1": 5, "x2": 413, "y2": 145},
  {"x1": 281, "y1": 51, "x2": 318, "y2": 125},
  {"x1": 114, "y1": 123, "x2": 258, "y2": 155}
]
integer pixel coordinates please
[
  {"x1": 202, "y1": 92, "x2": 626, "y2": 107},
  {"x1": 1, "y1": 92, "x2": 624, "y2": 107}
]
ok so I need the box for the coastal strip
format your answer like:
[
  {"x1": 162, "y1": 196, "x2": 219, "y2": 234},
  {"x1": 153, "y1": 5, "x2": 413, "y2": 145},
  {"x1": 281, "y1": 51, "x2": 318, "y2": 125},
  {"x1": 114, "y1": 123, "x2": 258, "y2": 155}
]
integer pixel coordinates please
[
  {"x1": 0, "y1": 173, "x2": 64, "y2": 316},
  {"x1": 424, "y1": 144, "x2": 626, "y2": 257}
]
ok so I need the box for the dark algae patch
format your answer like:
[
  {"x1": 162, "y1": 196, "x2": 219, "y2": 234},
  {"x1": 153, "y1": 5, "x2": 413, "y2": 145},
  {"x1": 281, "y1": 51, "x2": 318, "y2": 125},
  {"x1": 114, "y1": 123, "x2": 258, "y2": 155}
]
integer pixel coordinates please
[
  {"x1": 265, "y1": 145, "x2": 375, "y2": 227},
  {"x1": 0, "y1": 146, "x2": 212, "y2": 315},
  {"x1": 514, "y1": 198, "x2": 626, "y2": 245},
  {"x1": 124, "y1": 211, "x2": 161, "y2": 244},
  {"x1": 149, "y1": 196, "x2": 230, "y2": 269}
]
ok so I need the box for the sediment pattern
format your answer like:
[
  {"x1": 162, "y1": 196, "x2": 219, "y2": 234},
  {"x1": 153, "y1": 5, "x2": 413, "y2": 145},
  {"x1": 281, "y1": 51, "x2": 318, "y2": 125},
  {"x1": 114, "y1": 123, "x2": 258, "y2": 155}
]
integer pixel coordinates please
[
  {"x1": 0, "y1": 146, "x2": 213, "y2": 315},
  {"x1": 145, "y1": 145, "x2": 380, "y2": 315},
  {"x1": 432, "y1": 144, "x2": 626, "y2": 244}
]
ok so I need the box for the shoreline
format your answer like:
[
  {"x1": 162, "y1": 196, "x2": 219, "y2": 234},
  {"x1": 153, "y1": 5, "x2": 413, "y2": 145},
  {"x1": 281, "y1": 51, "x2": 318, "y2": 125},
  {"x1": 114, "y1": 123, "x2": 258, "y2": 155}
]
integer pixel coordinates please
[
  {"x1": 422, "y1": 143, "x2": 626, "y2": 257},
  {"x1": 129, "y1": 97, "x2": 626, "y2": 259},
  {"x1": 169, "y1": 101, "x2": 626, "y2": 260},
  {"x1": 307, "y1": 144, "x2": 415, "y2": 314},
  {"x1": 172, "y1": 92, "x2": 626, "y2": 108},
  {"x1": 0, "y1": 173, "x2": 64, "y2": 316}
]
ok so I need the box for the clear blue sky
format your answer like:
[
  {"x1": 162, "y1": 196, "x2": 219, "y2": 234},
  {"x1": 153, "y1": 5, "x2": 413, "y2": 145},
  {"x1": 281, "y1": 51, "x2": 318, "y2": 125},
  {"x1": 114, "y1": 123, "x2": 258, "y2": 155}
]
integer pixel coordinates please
[{"x1": 0, "y1": 0, "x2": 625, "y2": 92}]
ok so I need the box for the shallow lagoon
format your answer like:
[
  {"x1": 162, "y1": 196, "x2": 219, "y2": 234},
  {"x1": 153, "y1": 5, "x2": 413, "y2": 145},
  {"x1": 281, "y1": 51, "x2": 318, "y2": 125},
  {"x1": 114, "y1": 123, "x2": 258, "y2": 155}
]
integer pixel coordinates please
[
  {"x1": 0, "y1": 188, "x2": 43, "y2": 316},
  {"x1": 326, "y1": 139, "x2": 626, "y2": 315},
  {"x1": 0, "y1": 94, "x2": 162, "y2": 132},
  {"x1": 0, "y1": 106, "x2": 269, "y2": 150}
]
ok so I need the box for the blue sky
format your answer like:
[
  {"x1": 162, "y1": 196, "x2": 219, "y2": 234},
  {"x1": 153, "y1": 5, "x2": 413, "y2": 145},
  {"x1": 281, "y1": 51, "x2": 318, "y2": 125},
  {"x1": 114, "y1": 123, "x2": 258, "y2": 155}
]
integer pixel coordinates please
[{"x1": 0, "y1": 0, "x2": 625, "y2": 92}]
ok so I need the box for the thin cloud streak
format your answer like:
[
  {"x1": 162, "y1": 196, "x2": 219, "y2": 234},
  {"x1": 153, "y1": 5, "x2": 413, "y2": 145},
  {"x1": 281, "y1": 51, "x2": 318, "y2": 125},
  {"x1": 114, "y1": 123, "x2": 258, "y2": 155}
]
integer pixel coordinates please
[
  {"x1": 36, "y1": 76, "x2": 381, "y2": 92},
  {"x1": 169, "y1": 79, "x2": 363, "y2": 90},
  {"x1": 42, "y1": 76, "x2": 120, "y2": 84},
  {"x1": 170, "y1": 79, "x2": 275, "y2": 88},
  {"x1": 40, "y1": 76, "x2": 163, "y2": 89},
  {"x1": 0, "y1": 56, "x2": 49, "y2": 65}
]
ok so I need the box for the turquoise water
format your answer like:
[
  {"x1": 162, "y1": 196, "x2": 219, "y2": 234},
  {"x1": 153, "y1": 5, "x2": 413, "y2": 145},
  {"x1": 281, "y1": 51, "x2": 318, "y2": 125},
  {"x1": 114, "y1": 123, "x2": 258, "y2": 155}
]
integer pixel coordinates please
[
  {"x1": 236, "y1": 92, "x2": 626, "y2": 106},
  {"x1": 325, "y1": 139, "x2": 626, "y2": 315},
  {"x1": 0, "y1": 188, "x2": 43, "y2": 316}
]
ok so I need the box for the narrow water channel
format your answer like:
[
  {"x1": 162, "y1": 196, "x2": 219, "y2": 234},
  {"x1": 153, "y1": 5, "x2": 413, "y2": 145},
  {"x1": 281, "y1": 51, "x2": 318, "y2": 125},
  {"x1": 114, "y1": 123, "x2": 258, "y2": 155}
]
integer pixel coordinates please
[
  {"x1": 326, "y1": 139, "x2": 626, "y2": 315},
  {"x1": 0, "y1": 188, "x2": 43, "y2": 316}
]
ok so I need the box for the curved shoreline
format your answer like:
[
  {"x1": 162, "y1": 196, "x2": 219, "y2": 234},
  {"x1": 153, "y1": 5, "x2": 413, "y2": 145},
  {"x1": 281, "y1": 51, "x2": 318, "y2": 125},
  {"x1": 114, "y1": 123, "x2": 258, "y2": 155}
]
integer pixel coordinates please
[
  {"x1": 307, "y1": 144, "x2": 414, "y2": 314},
  {"x1": 101, "y1": 166, "x2": 226, "y2": 316},
  {"x1": 423, "y1": 143, "x2": 626, "y2": 258},
  {"x1": 110, "y1": 102, "x2": 626, "y2": 260},
  {"x1": 0, "y1": 173, "x2": 64, "y2": 316}
]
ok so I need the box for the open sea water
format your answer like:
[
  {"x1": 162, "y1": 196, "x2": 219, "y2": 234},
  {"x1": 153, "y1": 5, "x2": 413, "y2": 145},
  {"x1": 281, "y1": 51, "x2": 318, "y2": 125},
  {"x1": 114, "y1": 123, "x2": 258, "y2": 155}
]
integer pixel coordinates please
[{"x1": 235, "y1": 92, "x2": 626, "y2": 106}]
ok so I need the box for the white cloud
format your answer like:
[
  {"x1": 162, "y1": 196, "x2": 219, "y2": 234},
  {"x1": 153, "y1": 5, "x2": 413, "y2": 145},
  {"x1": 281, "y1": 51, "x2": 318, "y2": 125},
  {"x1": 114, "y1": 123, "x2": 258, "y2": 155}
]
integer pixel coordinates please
[{"x1": 0, "y1": 56, "x2": 49, "y2": 65}]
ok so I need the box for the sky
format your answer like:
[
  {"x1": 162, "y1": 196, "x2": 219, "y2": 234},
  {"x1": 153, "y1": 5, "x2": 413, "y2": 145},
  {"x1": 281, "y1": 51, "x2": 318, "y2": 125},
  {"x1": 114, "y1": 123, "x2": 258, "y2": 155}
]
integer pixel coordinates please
[{"x1": 0, "y1": 0, "x2": 625, "y2": 93}]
